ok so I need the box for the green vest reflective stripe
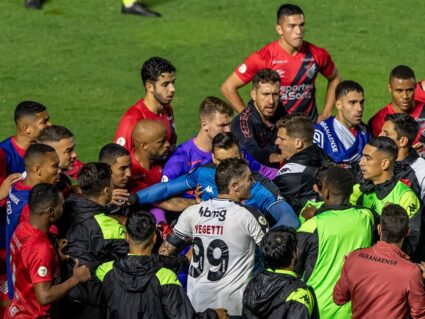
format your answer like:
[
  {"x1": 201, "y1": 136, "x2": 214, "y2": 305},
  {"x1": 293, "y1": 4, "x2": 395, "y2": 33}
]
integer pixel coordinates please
[
  {"x1": 155, "y1": 267, "x2": 181, "y2": 286},
  {"x1": 303, "y1": 207, "x2": 373, "y2": 319},
  {"x1": 94, "y1": 213, "x2": 126, "y2": 240},
  {"x1": 266, "y1": 268, "x2": 298, "y2": 278},
  {"x1": 286, "y1": 287, "x2": 315, "y2": 316},
  {"x1": 359, "y1": 181, "x2": 420, "y2": 218},
  {"x1": 96, "y1": 260, "x2": 114, "y2": 282}
]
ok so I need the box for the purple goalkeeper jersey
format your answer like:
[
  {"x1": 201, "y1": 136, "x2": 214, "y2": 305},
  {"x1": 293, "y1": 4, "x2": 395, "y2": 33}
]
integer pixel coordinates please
[{"x1": 162, "y1": 138, "x2": 211, "y2": 182}]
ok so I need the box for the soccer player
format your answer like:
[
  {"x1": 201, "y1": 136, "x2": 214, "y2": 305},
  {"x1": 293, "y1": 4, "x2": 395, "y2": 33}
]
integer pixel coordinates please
[
  {"x1": 129, "y1": 119, "x2": 171, "y2": 192},
  {"x1": 368, "y1": 65, "x2": 425, "y2": 148},
  {"x1": 131, "y1": 132, "x2": 300, "y2": 228},
  {"x1": 6, "y1": 143, "x2": 61, "y2": 299},
  {"x1": 60, "y1": 163, "x2": 128, "y2": 319},
  {"x1": 0, "y1": 101, "x2": 50, "y2": 186},
  {"x1": 99, "y1": 143, "x2": 132, "y2": 207},
  {"x1": 354, "y1": 136, "x2": 421, "y2": 256},
  {"x1": 159, "y1": 158, "x2": 269, "y2": 316},
  {"x1": 243, "y1": 226, "x2": 317, "y2": 318},
  {"x1": 380, "y1": 113, "x2": 425, "y2": 202},
  {"x1": 162, "y1": 96, "x2": 233, "y2": 182},
  {"x1": 296, "y1": 165, "x2": 374, "y2": 318},
  {"x1": 334, "y1": 204, "x2": 425, "y2": 319},
  {"x1": 221, "y1": 3, "x2": 340, "y2": 122},
  {"x1": 96, "y1": 211, "x2": 228, "y2": 319},
  {"x1": 5, "y1": 183, "x2": 91, "y2": 319},
  {"x1": 314, "y1": 80, "x2": 370, "y2": 163},
  {"x1": 114, "y1": 56, "x2": 176, "y2": 152},
  {"x1": 231, "y1": 69, "x2": 285, "y2": 166},
  {"x1": 273, "y1": 114, "x2": 331, "y2": 213}
]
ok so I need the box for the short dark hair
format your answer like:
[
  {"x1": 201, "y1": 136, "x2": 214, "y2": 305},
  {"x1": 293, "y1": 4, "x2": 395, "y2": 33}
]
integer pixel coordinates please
[
  {"x1": 29, "y1": 183, "x2": 62, "y2": 215},
  {"x1": 141, "y1": 56, "x2": 176, "y2": 86},
  {"x1": 215, "y1": 158, "x2": 249, "y2": 194},
  {"x1": 389, "y1": 65, "x2": 416, "y2": 82},
  {"x1": 384, "y1": 113, "x2": 419, "y2": 146},
  {"x1": 252, "y1": 69, "x2": 281, "y2": 90},
  {"x1": 14, "y1": 101, "x2": 47, "y2": 124},
  {"x1": 78, "y1": 162, "x2": 112, "y2": 198},
  {"x1": 24, "y1": 143, "x2": 56, "y2": 171},
  {"x1": 261, "y1": 226, "x2": 297, "y2": 269},
  {"x1": 212, "y1": 132, "x2": 240, "y2": 152},
  {"x1": 277, "y1": 3, "x2": 303, "y2": 23},
  {"x1": 126, "y1": 211, "x2": 156, "y2": 245},
  {"x1": 99, "y1": 143, "x2": 130, "y2": 166},
  {"x1": 368, "y1": 136, "x2": 398, "y2": 162},
  {"x1": 323, "y1": 165, "x2": 354, "y2": 199},
  {"x1": 38, "y1": 125, "x2": 73, "y2": 143},
  {"x1": 335, "y1": 80, "x2": 364, "y2": 100},
  {"x1": 199, "y1": 97, "x2": 233, "y2": 119},
  {"x1": 276, "y1": 114, "x2": 314, "y2": 143},
  {"x1": 380, "y1": 204, "x2": 409, "y2": 243}
]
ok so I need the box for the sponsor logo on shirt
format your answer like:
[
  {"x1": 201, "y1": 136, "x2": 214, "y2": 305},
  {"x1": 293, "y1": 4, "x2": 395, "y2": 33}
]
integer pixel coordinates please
[
  {"x1": 317, "y1": 122, "x2": 338, "y2": 152},
  {"x1": 272, "y1": 59, "x2": 288, "y2": 64},
  {"x1": 280, "y1": 84, "x2": 313, "y2": 101},
  {"x1": 199, "y1": 207, "x2": 227, "y2": 221},
  {"x1": 37, "y1": 266, "x2": 48, "y2": 277},
  {"x1": 276, "y1": 69, "x2": 285, "y2": 78},
  {"x1": 238, "y1": 64, "x2": 247, "y2": 74},
  {"x1": 116, "y1": 137, "x2": 126, "y2": 146},
  {"x1": 204, "y1": 186, "x2": 214, "y2": 194}
]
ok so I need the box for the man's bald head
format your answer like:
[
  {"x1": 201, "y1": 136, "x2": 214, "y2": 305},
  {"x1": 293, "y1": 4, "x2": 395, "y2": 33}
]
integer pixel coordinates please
[
  {"x1": 132, "y1": 120, "x2": 171, "y2": 161},
  {"x1": 132, "y1": 119, "x2": 167, "y2": 146}
]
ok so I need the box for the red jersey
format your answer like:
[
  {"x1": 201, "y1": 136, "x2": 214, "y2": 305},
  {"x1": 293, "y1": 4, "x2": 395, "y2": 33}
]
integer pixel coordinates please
[
  {"x1": 333, "y1": 241, "x2": 425, "y2": 319},
  {"x1": 234, "y1": 41, "x2": 336, "y2": 121},
  {"x1": 416, "y1": 81, "x2": 425, "y2": 103},
  {"x1": 5, "y1": 221, "x2": 60, "y2": 319},
  {"x1": 368, "y1": 101, "x2": 425, "y2": 144},
  {"x1": 127, "y1": 150, "x2": 163, "y2": 193},
  {"x1": 114, "y1": 98, "x2": 177, "y2": 151}
]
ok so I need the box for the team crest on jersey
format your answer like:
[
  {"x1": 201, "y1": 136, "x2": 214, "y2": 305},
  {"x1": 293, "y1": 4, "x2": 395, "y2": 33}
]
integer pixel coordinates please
[
  {"x1": 276, "y1": 69, "x2": 285, "y2": 78},
  {"x1": 238, "y1": 64, "x2": 247, "y2": 74},
  {"x1": 38, "y1": 266, "x2": 48, "y2": 277},
  {"x1": 116, "y1": 137, "x2": 126, "y2": 146},
  {"x1": 258, "y1": 216, "x2": 267, "y2": 226},
  {"x1": 305, "y1": 63, "x2": 318, "y2": 79}
]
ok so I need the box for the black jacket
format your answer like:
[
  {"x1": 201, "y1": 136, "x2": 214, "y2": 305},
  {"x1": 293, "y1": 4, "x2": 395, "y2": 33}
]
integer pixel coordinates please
[
  {"x1": 243, "y1": 269, "x2": 318, "y2": 319},
  {"x1": 62, "y1": 193, "x2": 128, "y2": 307},
  {"x1": 232, "y1": 100, "x2": 285, "y2": 166},
  {"x1": 100, "y1": 254, "x2": 218, "y2": 319},
  {"x1": 273, "y1": 144, "x2": 332, "y2": 213}
]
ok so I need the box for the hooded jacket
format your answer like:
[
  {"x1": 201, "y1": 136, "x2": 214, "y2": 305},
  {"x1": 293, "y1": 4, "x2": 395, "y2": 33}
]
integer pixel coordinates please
[
  {"x1": 61, "y1": 193, "x2": 128, "y2": 307},
  {"x1": 97, "y1": 254, "x2": 218, "y2": 319},
  {"x1": 243, "y1": 269, "x2": 318, "y2": 319},
  {"x1": 273, "y1": 144, "x2": 332, "y2": 213}
]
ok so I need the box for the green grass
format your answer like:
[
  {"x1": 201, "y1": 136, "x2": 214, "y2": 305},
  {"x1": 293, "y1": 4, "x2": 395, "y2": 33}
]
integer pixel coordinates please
[{"x1": 0, "y1": 0, "x2": 424, "y2": 161}]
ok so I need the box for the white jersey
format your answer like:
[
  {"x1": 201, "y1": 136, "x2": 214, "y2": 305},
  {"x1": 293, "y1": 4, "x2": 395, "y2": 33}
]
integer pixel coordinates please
[{"x1": 173, "y1": 198, "x2": 268, "y2": 315}]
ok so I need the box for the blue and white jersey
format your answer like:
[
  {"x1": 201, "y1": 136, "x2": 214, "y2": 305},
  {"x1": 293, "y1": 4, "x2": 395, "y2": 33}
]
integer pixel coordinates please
[{"x1": 314, "y1": 116, "x2": 370, "y2": 163}]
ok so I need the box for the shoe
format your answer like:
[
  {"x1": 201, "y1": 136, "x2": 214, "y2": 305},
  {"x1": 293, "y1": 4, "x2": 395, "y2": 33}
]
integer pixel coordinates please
[
  {"x1": 121, "y1": 2, "x2": 161, "y2": 17},
  {"x1": 25, "y1": 0, "x2": 42, "y2": 9}
]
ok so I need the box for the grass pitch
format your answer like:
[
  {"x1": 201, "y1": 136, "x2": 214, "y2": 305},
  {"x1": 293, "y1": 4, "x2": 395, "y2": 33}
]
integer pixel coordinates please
[{"x1": 0, "y1": 0, "x2": 424, "y2": 161}]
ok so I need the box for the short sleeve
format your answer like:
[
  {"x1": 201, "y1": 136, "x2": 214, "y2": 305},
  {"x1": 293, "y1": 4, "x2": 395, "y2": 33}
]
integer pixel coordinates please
[
  {"x1": 244, "y1": 206, "x2": 268, "y2": 245},
  {"x1": 25, "y1": 242, "x2": 54, "y2": 284},
  {"x1": 234, "y1": 51, "x2": 267, "y2": 84},
  {"x1": 173, "y1": 206, "x2": 196, "y2": 238},
  {"x1": 399, "y1": 190, "x2": 420, "y2": 218},
  {"x1": 313, "y1": 46, "x2": 335, "y2": 78},
  {"x1": 162, "y1": 149, "x2": 189, "y2": 181}
]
